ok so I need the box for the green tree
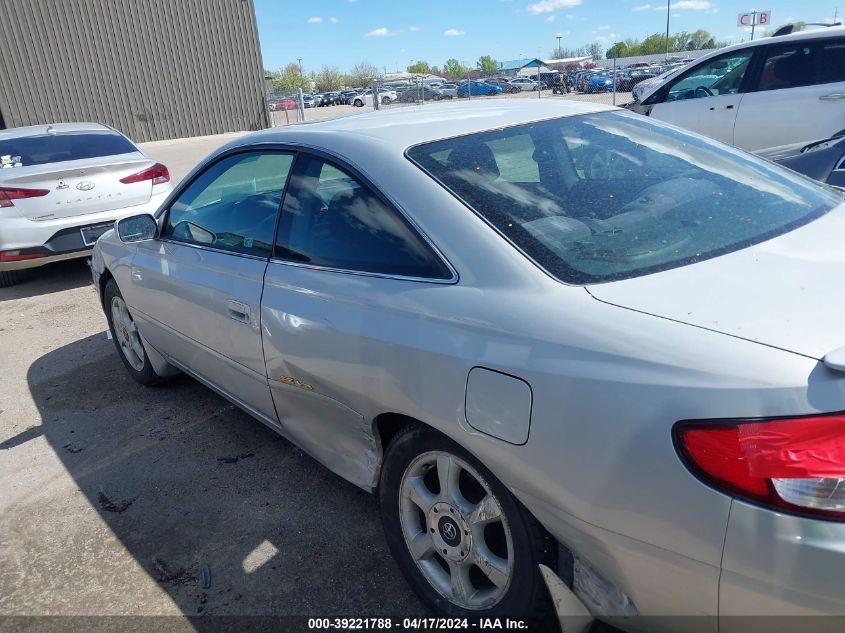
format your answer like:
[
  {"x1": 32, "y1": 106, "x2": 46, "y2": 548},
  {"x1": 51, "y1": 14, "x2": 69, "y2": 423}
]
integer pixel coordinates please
[
  {"x1": 314, "y1": 65, "x2": 345, "y2": 92},
  {"x1": 443, "y1": 58, "x2": 471, "y2": 80},
  {"x1": 476, "y1": 55, "x2": 498, "y2": 76},
  {"x1": 271, "y1": 62, "x2": 311, "y2": 94},
  {"x1": 407, "y1": 60, "x2": 432, "y2": 74},
  {"x1": 606, "y1": 42, "x2": 628, "y2": 59}
]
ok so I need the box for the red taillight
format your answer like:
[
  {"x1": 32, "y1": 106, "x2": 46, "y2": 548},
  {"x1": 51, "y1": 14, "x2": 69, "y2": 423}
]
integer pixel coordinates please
[
  {"x1": 0, "y1": 186, "x2": 50, "y2": 208},
  {"x1": 675, "y1": 414, "x2": 845, "y2": 520},
  {"x1": 0, "y1": 250, "x2": 44, "y2": 262},
  {"x1": 120, "y1": 163, "x2": 170, "y2": 186}
]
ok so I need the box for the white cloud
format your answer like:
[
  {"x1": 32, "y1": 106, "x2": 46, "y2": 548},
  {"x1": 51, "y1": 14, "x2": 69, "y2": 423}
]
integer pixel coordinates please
[
  {"x1": 597, "y1": 24, "x2": 611, "y2": 30},
  {"x1": 347, "y1": 0, "x2": 358, "y2": 3},
  {"x1": 409, "y1": 26, "x2": 421, "y2": 31},
  {"x1": 444, "y1": 28, "x2": 466, "y2": 36},
  {"x1": 307, "y1": 16, "x2": 323, "y2": 23},
  {"x1": 546, "y1": 15, "x2": 556, "y2": 22},
  {"x1": 329, "y1": 17, "x2": 338, "y2": 23},
  {"x1": 565, "y1": 13, "x2": 576, "y2": 20},
  {"x1": 594, "y1": 32, "x2": 619, "y2": 42},
  {"x1": 672, "y1": 13, "x2": 680, "y2": 17},
  {"x1": 668, "y1": 0, "x2": 714, "y2": 10},
  {"x1": 366, "y1": 27, "x2": 394, "y2": 36},
  {"x1": 527, "y1": 0, "x2": 582, "y2": 15},
  {"x1": 632, "y1": 3, "x2": 652, "y2": 10}
]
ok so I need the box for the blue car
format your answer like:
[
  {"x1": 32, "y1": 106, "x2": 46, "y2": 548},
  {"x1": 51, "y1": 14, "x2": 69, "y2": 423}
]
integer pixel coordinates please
[
  {"x1": 457, "y1": 81, "x2": 503, "y2": 97},
  {"x1": 586, "y1": 75, "x2": 614, "y2": 93}
]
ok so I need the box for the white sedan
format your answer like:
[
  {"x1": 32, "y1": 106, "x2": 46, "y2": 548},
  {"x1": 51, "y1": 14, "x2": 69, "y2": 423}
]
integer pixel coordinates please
[
  {"x1": 351, "y1": 89, "x2": 398, "y2": 107},
  {"x1": 508, "y1": 78, "x2": 541, "y2": 92},
  {"x1": 0, "y1": 122, "x2": 172, "y2": 286}
]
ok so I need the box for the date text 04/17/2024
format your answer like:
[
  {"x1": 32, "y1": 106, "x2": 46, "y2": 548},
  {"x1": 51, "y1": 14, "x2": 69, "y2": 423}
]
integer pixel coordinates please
[{"x1": 307, "y1": 618, "x2": 530, "y2": 630}]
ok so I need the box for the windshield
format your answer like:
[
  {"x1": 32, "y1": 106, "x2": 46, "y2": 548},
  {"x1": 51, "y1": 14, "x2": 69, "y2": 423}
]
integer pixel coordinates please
[
  {"x1": 406, "y1": 111, "x2": 843, "y2": 284},
  {"x1": 0, "y1": 131, "x2": 137, "y2": 168}
]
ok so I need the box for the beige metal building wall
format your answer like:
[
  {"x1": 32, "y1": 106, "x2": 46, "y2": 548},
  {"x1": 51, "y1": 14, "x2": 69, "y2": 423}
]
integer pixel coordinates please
[{"x1": 0, "y1": 0, "x2": 269, "y2": 142}]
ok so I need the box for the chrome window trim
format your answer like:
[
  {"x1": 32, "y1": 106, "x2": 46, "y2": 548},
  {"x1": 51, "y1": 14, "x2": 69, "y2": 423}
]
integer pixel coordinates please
[
  {"x1": 156, "y1": 237, "x2": 270, "y2": 262},
  {"x1": 266, "y1": 256, "x2": 457, "y2": 285},
  {"x1": 834, "y1": 156, "x2": 845, "y2": 172}
]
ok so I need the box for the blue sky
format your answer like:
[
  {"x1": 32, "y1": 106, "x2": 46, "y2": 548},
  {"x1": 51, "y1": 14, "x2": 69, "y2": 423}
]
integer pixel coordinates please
[{"x1": 255, "y1": 0, "x2": 841, "y2": 73}]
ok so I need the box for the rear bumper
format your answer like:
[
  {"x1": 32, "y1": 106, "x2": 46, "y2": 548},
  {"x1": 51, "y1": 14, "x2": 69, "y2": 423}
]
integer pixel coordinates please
[
  {"x1": 0, "y1": 192, "x2": 168, "y2": 271},
  {"x1": 720, "y1": 500, "x2": 845, "y2": 625}
]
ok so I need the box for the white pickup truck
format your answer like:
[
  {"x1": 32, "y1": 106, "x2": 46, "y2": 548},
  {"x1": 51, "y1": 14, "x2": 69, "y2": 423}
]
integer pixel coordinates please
[{"x1": 351, "y1": 89, "x2": 398, "y2": 107}]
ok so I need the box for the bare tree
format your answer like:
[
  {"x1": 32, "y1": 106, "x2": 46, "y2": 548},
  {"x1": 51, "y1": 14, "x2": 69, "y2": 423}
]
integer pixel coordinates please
[{"x1": 350, "y1": 61, "x2": 380, "y2": 87}]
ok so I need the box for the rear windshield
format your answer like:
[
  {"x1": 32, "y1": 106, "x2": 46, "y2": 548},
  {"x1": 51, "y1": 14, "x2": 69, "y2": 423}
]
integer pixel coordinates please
[
  {"x1": 0, "y1": 131, "x2": 137, "y2": 168},
  {"x1": 407, "y1": 111, "x2": 843, "y2": 284}
]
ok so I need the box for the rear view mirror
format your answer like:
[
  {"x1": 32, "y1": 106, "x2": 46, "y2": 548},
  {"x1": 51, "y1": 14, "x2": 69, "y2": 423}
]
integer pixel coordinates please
[{"x1": 116, "y1": 214, "x2": 158, "y2": 243}]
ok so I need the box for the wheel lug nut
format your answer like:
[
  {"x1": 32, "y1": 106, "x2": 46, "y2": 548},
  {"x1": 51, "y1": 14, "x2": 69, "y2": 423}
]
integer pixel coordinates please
[
  {"x1": 430, "y1": 528, "x2": 434, "y2": 533},
  {"x1": 442, "y1": 549, "x2": 447, "y2": 555}
]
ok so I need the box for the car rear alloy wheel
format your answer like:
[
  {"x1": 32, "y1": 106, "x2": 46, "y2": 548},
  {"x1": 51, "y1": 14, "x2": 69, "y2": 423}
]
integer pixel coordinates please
[
  {"x1": 380, "y1": 426, "x2": 554, "y2": 619},
  {"x1": 400, "y1": 451, "x2": 513, "y2": 609}
]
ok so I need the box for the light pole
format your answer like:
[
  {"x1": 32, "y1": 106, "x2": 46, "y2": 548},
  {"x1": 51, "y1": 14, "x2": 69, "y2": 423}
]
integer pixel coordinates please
[
  {"x1": 556, "y1": 35, "x2": 562, "y2": 58},
  {"x1": 665, "y1": 0, "x2": 671, "y2": 59}
]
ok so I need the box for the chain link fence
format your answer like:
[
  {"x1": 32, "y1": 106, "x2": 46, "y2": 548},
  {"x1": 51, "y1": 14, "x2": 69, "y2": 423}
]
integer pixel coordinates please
[{"x1": 264, "y1": 67, "x2": 652, "y2": 127}]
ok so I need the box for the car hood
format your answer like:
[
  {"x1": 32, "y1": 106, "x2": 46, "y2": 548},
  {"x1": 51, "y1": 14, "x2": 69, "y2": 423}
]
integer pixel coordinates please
[{"x1": 586, "y1": 202, "x2": 845, "y2": 361}]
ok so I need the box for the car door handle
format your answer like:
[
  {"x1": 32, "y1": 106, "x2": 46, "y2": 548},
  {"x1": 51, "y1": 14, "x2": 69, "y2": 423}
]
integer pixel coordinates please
[
  {"x1": 820, "y1": 93, "x2": 845, "y2": 101},
  {"x1": 709, "y1": 104, "x2": 735, "y2": 110},
  {"x1": 227, "y1": 300, "x2": 251, "y2": 324}
]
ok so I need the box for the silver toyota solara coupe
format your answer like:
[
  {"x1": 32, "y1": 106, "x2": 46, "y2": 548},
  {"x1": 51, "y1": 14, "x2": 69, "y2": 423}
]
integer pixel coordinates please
[{"x1": 91, "y1": 100, "x2": 845, "y2": 632}]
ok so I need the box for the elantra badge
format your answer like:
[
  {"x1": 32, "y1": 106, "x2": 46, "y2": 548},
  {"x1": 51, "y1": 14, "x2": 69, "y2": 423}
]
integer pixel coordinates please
[{"x1": 76, "y1": 181, "x2": 96, "y2": 191}]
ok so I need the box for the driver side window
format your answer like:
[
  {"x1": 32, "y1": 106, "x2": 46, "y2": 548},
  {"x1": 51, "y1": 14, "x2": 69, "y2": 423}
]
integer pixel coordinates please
[
  {"x1": 163, "y1": 151, "x2": 294, "y2": 257},
  {"x1": 665, "y1": 51, "x2": 753, "y2": 102}
]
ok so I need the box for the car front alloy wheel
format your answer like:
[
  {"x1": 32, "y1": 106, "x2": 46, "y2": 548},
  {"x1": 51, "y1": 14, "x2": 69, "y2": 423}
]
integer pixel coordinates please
[{"x1": 104, "y1": 278, "x2": 167, "y2": 386}]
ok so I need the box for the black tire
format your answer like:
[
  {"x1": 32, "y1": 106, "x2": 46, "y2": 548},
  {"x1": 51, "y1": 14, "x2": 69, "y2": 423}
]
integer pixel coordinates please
[
  {"x1": 379, "y1": 424, "x2": 555, "y2": 621},
  {"x1": 103, "y1": 278, "x2": 166, "y2": 386},
  {"x1": 0, "y1": 270, "x2": 24, "y2": 288}
]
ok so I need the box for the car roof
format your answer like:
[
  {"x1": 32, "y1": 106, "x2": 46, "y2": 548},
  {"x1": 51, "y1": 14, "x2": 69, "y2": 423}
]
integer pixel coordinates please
[
  {"x1": 227, "y1": 99, "x2": 615, "y2": 152},
  {"x1": 639, "y1": 25, "x2": 845, "y2": 100},
  {"x1": 0, "y1": 122, "x2": 116, "y2": 140}
]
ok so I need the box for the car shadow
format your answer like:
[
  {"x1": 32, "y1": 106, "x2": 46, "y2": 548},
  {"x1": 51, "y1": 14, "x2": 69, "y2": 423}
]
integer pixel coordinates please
[
  {"x1": 24, "y1": 332, "x2": 425, "y2": 624},
  {"x1": 0, "y1": 259, "x2": 92, "y2": 302}
]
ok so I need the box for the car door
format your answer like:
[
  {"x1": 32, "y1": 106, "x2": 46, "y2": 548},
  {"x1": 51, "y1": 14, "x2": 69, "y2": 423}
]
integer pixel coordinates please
[
  {"x1": 647, "y1": 48, "x2": 755, "y2": 145},
  {"x1": 734, "y1": 37, "x2": 845, "y2": 158},
  {"x1": 129, "y1": 150, "x2": 294, "y2": 425},
  {"x1": 260, "y1": 153, "x2": 455, "y2": 488}
]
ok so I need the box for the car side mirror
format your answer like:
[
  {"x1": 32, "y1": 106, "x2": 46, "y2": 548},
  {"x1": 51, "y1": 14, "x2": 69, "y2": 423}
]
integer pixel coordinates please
[{"x1": 116, "y1": 213, "x2": 159, "y2": 243}]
